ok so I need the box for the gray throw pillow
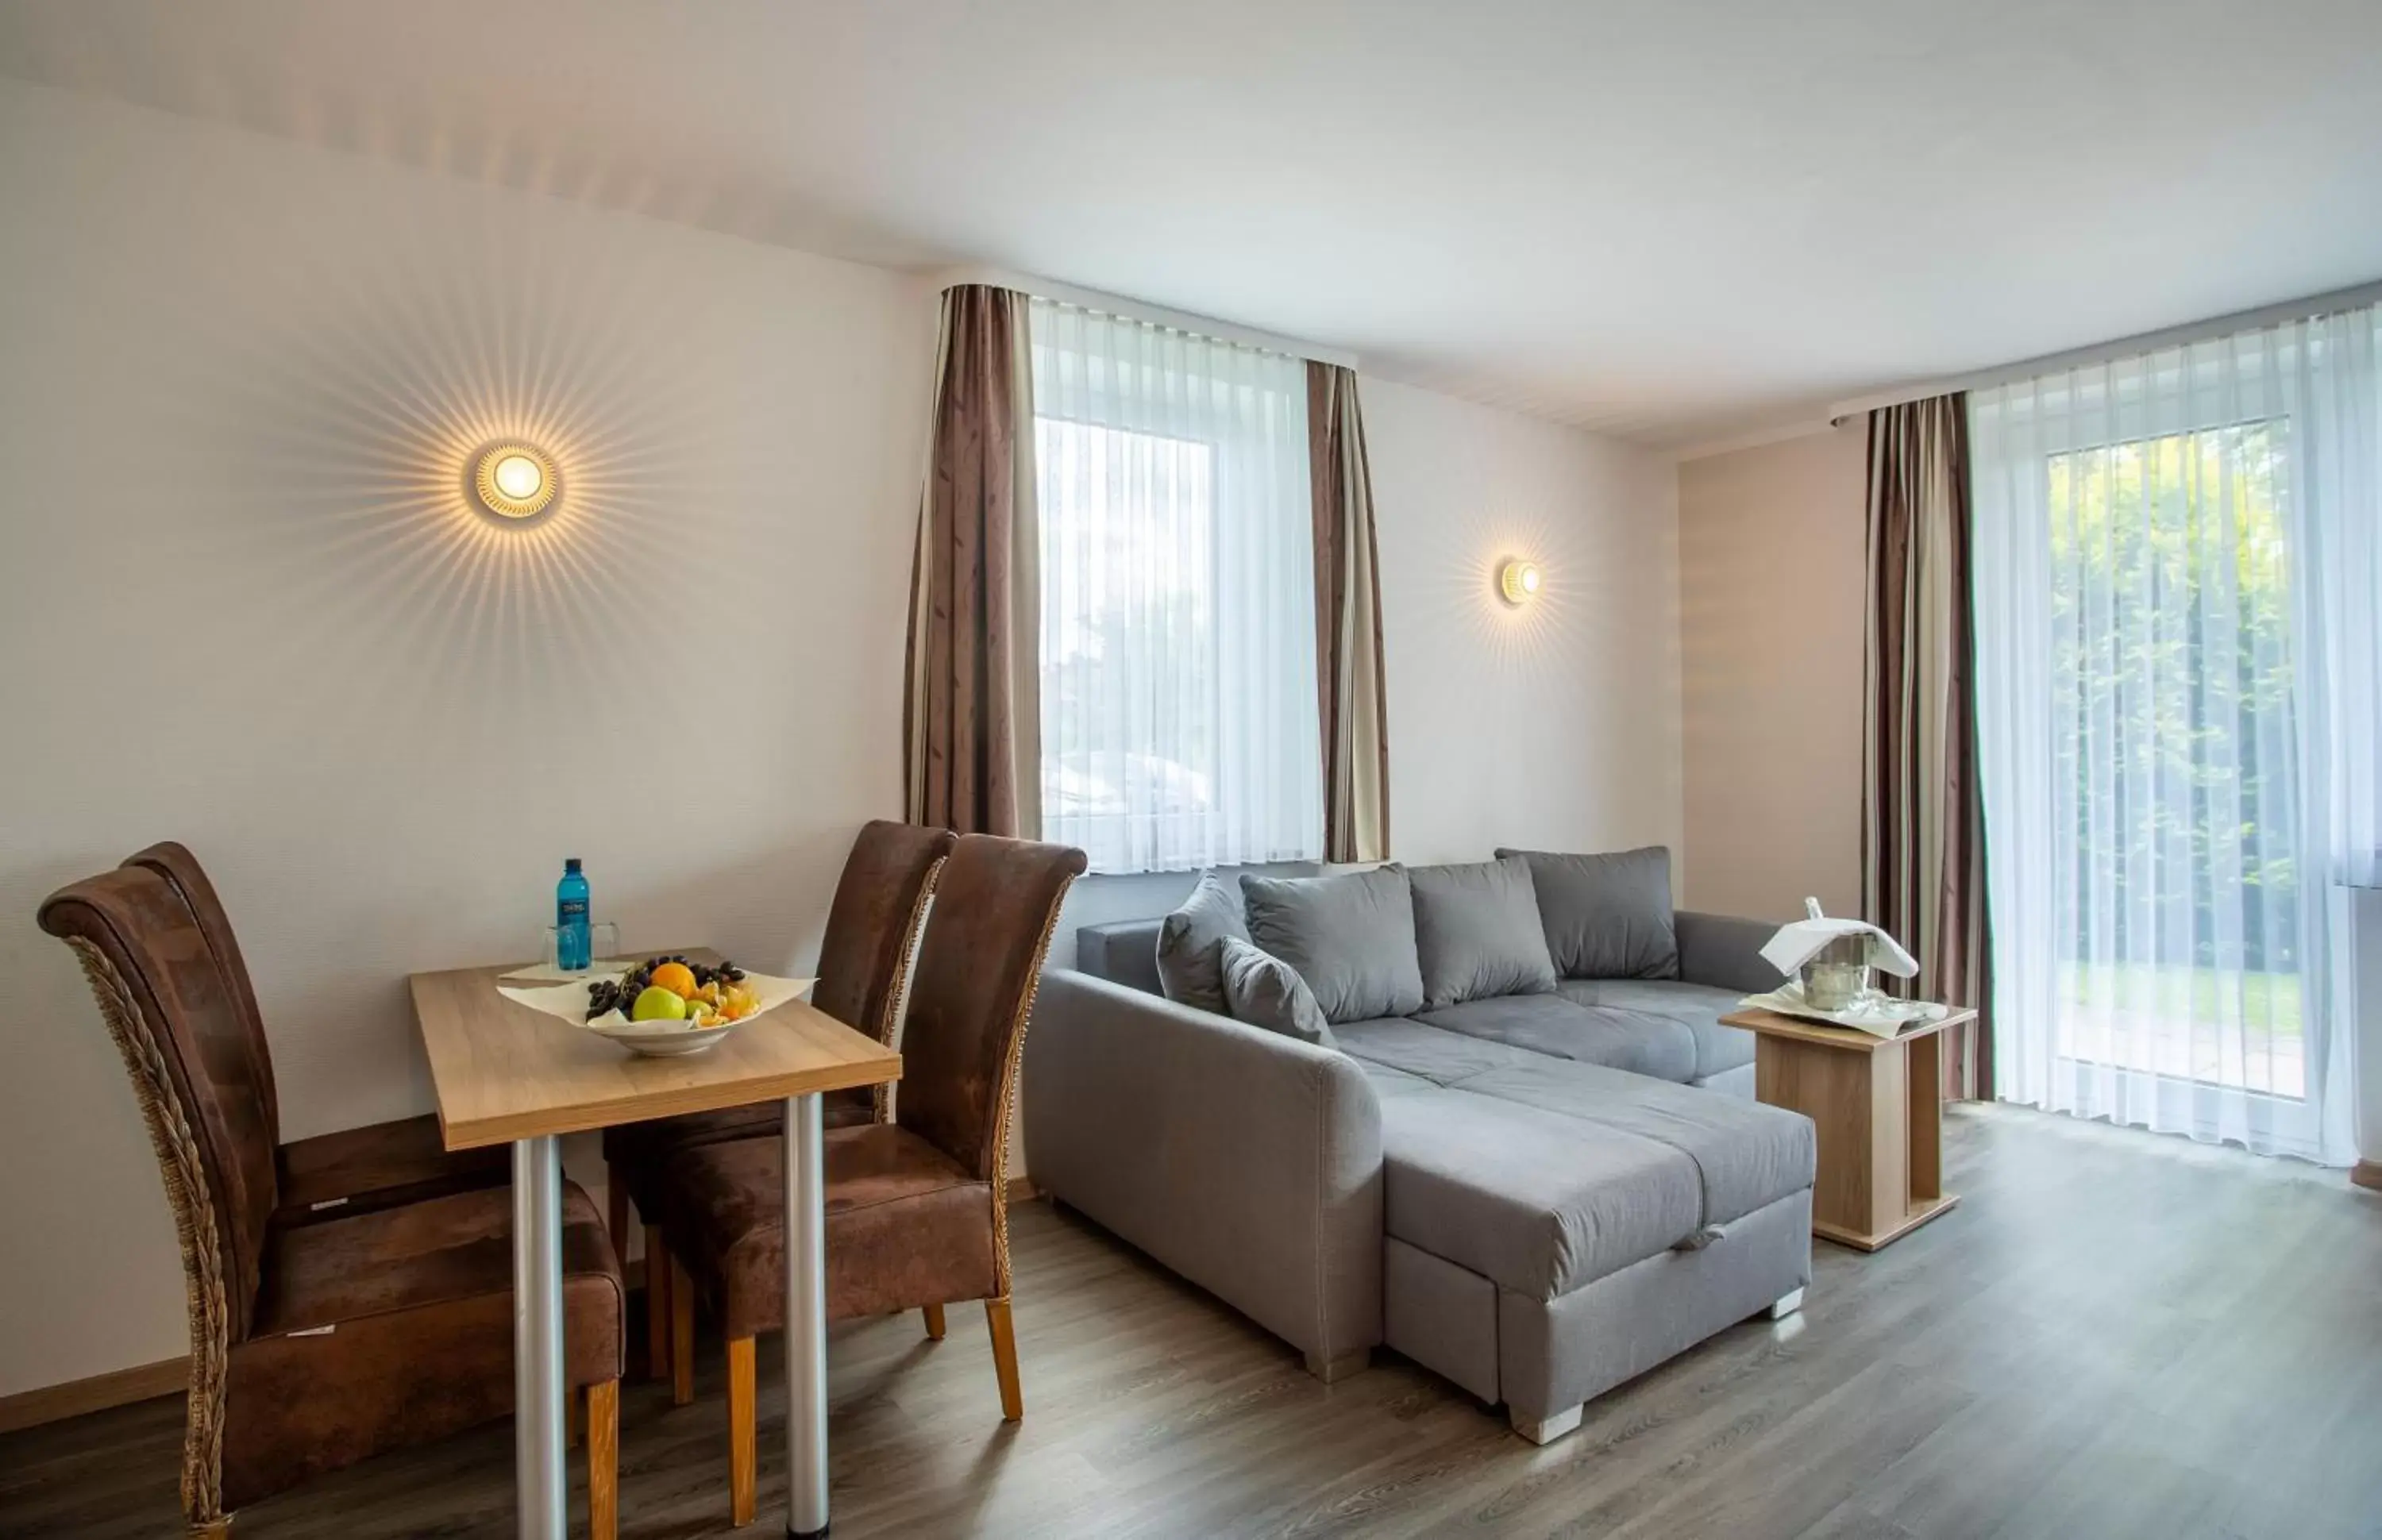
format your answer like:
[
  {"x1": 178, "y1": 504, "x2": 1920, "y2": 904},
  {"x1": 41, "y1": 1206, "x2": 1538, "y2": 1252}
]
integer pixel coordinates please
[
  {"x1": 1409, "y1": 857, "x2": 1559, "y2": 1007},
  {"x1": 1155, "y1": 870, "x2": 1247, "y2": 1013},
  {"x1": 1217, "y1": 937, "x2": 1337, "y2": 1049},
  {"x1": 1496, "y1": 845, "x2": 1680, "y2": 980},
  {"x1": 1239, "y1": 865, "x2": 1424, "y2": 1024}
]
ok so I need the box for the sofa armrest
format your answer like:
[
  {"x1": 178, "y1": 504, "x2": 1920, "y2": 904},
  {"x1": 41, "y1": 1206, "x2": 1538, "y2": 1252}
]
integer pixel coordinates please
[
  {"x1": 1023, "y1": 969, "x2": 1383, "y2": 1365},
  {"x1": 1675, "y1": 910, "x2": 1787, "y2": 995}
]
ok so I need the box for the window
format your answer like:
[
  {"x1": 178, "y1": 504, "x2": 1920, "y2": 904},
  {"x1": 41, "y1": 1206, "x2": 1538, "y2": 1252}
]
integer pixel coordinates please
[{"x1": 1030, "y1": 299, "x2": 1321, "y2": 874}]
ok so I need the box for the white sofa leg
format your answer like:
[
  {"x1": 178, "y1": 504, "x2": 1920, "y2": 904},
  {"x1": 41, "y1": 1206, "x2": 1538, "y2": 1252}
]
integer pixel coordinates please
[
  {"x1": 1303, "y1": 1346, "x2": 1371, "y2": 1384},
  {"x1": 1768, "y1": 1287, "x2": 1806, "y2": 1320},
  {"x1": 1509, "y1": 1404, "x2": 1583, "y2": 1445}
]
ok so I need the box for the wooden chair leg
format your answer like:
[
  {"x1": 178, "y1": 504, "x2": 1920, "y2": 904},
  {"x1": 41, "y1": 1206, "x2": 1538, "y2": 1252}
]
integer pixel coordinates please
[
  {"x1": 606, "y1": 1163, "x2": 630, "y2": 1255},
  {"x1": 670, "y1": 1253, "x2": 697, "y2": 1407},
  {"x1": 643, "y1": 1225, "x2": 670, "y2": 1381},
  {"x1": 985, "y1": 1296, "x2": 1023, "y2": 1421},
  {"x1": 727, "y1": 1335, "x2": 757, "y2": 1527},
  {"x1": 922, "y1": 1303, "x2": 946, "y2": 1341},
  {"x1": 587, "y1": 1379, "x2": 619, "y2": 1540}
]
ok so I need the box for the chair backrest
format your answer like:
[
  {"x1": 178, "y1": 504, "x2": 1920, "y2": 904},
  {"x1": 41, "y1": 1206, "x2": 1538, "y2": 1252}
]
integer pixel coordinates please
[
  {"x1": 40, "y1": 865, "x2": 280, "y2": 1344},
  {"x1": 896, "y1": 834, "x2": 1085, "y2": 1184},
  {"x1": 811, "y1": 820, "x2": 957, "y2": 1043},
  {"x1": 122, "y1": 841, "x2": 279, "y2": 1142}
]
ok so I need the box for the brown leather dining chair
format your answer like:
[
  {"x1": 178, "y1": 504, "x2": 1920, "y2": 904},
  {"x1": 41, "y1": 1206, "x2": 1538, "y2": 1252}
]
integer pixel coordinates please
[
  {"x1": 40, "y1": 862, "x2": 625, "y2": 1539},
  {"x1": 655, "y1": 834, "x2": 1085, "y2": 1527},
  {"x1": 125, "y1": 841, "x2": 513, "y2": 1224},
  {"x1": 600, "y1": 818, "x2": 954, "y2": 1393}
]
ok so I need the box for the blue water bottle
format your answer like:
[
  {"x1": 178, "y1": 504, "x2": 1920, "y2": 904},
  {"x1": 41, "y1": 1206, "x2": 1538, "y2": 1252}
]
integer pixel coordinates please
[{"x1": 556, "y1": 858, "x2": 592, "y2": 972}]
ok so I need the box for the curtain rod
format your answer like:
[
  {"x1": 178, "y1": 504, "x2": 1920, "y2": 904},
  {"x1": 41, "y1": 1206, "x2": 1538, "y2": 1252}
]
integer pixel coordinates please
[
  {"x1": 927, "y1": 265, "x2": 1360, "y2": 371},
  {"x1": 1825, "y1": 275, "x2": 2382, "y2": 424}
]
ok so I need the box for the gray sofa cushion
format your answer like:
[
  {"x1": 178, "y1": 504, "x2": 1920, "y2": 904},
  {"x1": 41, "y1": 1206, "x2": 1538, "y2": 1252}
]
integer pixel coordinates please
[
  {"x1": 1410, "y1": 994, "x2": 1698, "y2": 1084},
  {"x1": 1554, "y1": 979, "x2": 1756, "y2": 1082},
  {"x1": 1337, "y1": 1021, "x2": 1816, "y2": 1297},
  {"x1": 1241, "y1": 866, "x2": 1425, "y2": 1024},
  {"x1": 1218, "y1": 937, "x2": 1337, "y2": 1049},
  {"x1": 1443, "y1": 1062, "x2": 1813, "y2": 1231},
  {"x1": 1374, "y1": 1088, "x2": 1704, "y2": 1299},
  {"x1": 1497, "y1": 845, "x2": 1680, "y2": 980},
  {"x1": 1408, "y1": 857, "x2": 1559, "y2": 1008},
  {"x1": 1155, "y1": 871, "x2": 1248, "y2": 1013}
]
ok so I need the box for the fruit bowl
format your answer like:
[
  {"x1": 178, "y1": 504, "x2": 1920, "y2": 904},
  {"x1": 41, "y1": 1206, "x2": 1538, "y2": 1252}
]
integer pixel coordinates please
[
  {"x1": 587, "y1": 1014, "x2": 740, "y2": 1057},
  {"x1": 494, "y1": 954, "x2": 815, "y2": 1058}
]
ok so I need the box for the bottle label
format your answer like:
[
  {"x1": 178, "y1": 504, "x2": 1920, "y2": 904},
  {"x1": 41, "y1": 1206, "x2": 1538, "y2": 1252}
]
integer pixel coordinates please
[{"x1": 559, "y1": 899, "x2": 588, "y2": 919}]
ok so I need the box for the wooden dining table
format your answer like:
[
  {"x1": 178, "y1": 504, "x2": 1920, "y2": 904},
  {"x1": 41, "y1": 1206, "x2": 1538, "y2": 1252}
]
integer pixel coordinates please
[{"x1": 411, "y1": 948, "x2": 900, "y2": 1540}]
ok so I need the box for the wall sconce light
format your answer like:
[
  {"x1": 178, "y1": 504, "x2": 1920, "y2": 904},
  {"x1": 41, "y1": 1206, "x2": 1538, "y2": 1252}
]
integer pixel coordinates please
[
  {"x1": 1498, "y1": 558, "x2": 1542, "y2": 606},
  {"x1": 472, "y1": 443, "x2": 557, "y2": 519}
]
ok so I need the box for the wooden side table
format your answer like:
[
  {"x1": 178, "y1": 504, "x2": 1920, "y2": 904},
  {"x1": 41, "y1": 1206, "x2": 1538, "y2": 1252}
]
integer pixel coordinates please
[{"x1": 1721, "y1": 1004, "x2": 1977, "y2": 1252}]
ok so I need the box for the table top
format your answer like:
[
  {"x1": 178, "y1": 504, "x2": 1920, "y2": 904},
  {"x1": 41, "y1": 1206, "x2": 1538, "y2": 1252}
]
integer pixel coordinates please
[
  {"x1": 1720, "y1": 1004, "x2": 1978, "y2": 1054},
  {"x1": 411, "y1": 949, "x2": 902, "y2": 1150}
]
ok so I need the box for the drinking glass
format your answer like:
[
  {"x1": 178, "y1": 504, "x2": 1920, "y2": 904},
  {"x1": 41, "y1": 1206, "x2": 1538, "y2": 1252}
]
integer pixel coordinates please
[{"x1": 540, "y1": 922, "x2": 620, "y2": 974}]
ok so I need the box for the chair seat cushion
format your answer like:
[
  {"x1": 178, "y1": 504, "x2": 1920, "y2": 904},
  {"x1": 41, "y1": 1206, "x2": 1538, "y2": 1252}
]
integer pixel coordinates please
[
  {"x1": 1552, "y1": 979, "x2": 1756, "y2": 1083},
  {"x1": 225, "y1": 1183, "x2": 622, "y2": 1511},
  {"x1": 273, "y1": 1114, "x2": 510, "y2": 1225},
  {"x1": 600, "y1": 1091, "x2": 873, "y2": 1223},
  {"x1": 658, "y1": 1124, "x2": 997, "y2": 1339},
  {"x1": 1412, "y1": 994, "x2": 1698, "y2": 1084},
  {"x1": 252, "y1": 1182, "x2": 622, "y2": 1338}
]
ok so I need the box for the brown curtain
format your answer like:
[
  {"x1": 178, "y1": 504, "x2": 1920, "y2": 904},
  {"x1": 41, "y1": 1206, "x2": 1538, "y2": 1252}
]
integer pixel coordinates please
[
  {"x1": 904, "y1": 285, "x2": 1040, "y2": 837},
  {"x1": 1864, "y1": 394, "x2": 1991, "y2": 1098},
  {"x1": 1306, "y1": 362, "x2": 1390, "y2": 863}
]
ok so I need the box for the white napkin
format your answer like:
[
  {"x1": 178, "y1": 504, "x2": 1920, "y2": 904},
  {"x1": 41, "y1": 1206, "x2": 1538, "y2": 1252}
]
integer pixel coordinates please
[{"x1": 1758, "y1": 898, "x2": 1919, "y2": 979}]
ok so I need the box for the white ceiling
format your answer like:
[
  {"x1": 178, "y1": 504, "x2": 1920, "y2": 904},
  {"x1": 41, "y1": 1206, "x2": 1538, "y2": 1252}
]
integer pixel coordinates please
[{"x1": 5, "y1": 0, "x2": 2380, "y2": 447}]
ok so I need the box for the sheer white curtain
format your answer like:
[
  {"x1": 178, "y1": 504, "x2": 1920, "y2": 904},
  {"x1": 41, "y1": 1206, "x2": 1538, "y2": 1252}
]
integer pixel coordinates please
[
  {"x1": 1972, "y1": 306, "x2": 2377, "y2": 1164},
  {"x1": 1029, "y1": 298, "x2": 1321, "y2": 874}
]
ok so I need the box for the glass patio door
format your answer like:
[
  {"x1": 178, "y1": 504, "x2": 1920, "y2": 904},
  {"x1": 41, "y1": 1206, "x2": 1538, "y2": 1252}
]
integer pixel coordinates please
[{"x1": 1972, "y1": 316, "x2": 2371, "y2": 1165}]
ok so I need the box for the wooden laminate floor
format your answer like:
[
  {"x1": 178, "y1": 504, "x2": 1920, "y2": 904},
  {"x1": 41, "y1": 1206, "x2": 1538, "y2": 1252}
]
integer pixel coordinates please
[{"x1": 4, "y1": 1103, "x2": 2379, "y2": 1539}]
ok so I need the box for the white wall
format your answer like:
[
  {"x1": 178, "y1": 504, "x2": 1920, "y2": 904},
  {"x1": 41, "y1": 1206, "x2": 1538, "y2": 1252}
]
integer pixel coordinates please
[
  {"x1": 1676, "y1": 425, "x2": 1868, "y2": 923},
  {"x1": 0, "y1": 79, "x2": 1690, "y2": 1399},
  {"x1": 0, "y1": 81, "x2": 934, "y2": 1397}
]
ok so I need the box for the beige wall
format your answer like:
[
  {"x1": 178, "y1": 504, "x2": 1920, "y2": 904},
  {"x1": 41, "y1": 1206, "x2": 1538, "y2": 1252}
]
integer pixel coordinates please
[
  {"x1": 0, "y1": 79, "x2": 1692, "y2": 1398},
  {"x1": 1676, "y1": 424, "x2": 1867, "y2": 924}
]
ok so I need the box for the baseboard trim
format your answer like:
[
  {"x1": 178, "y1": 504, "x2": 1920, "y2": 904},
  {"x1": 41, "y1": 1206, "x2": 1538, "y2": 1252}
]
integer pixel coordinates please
[
  {"x1": 0, "y1": 1355, "x2": 187, "y2": 1435},
  {"x1": 1007, "y1": 1175, "x2": 1038, "y2": 1203},
  {"x1": 2352, "y1": 1161, "x2": 2382, "y2": 1193}
]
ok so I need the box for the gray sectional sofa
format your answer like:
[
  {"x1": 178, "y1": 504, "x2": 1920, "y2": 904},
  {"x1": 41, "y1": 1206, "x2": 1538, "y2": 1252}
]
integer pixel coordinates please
[{"x1": 1023, "y1": 848, "x2": 1816, "y2": 1444}]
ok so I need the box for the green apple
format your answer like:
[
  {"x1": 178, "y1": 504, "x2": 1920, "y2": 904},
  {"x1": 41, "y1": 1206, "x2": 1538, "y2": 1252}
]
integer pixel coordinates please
[{"x1": 631, "y1": 986, "x2": 689, "y2": 1022}]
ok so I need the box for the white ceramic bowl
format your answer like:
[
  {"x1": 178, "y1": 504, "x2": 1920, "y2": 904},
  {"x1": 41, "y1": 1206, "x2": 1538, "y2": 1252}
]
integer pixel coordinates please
[{"x1": 587, "y1": 1016, "x2": 739, "y2": 1057}]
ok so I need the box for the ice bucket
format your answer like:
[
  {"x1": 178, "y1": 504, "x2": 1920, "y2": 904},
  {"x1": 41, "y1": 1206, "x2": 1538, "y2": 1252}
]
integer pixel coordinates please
[{"x1": 1798, "y1": 934, "x2": 1871, "y2": 1011}]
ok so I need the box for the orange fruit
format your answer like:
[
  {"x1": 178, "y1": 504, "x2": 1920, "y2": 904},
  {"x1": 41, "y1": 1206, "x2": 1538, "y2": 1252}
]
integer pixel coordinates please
[{"x1": 649, "y1": 961, "x2": 699, "y2": 999}]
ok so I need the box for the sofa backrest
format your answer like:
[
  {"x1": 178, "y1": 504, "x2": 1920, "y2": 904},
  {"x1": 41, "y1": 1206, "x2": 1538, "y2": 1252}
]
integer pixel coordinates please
[{"x1": 1077, "y1": 918, "x2": 1165, "y2": 996}]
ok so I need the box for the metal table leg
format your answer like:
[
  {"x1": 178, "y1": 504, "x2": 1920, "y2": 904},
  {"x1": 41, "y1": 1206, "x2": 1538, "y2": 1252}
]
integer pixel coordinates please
[
  {"x1": 513, "y1": 1135, "x2": 568, "y2": 1540},
  {"x1": 784, "y1": 1092, "x2": 828, "y2": 1538}
]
